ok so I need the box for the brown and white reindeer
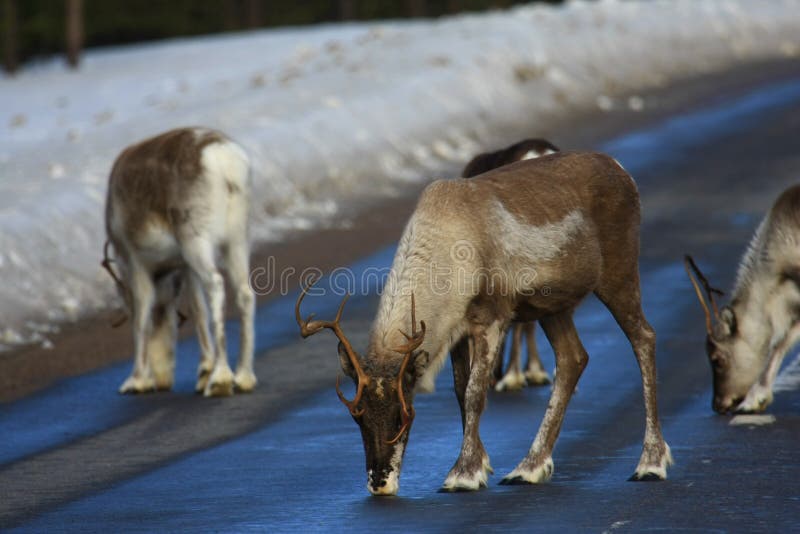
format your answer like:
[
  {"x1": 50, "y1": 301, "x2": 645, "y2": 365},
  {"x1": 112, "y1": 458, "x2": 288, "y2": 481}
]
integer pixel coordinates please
[
  {"x1": 462, "y1": 138, "x2": 560, "y2": 391},
  {"x1": 296, "y1": 151, "x2": 672, "y2": 495},
  {"x1": 685, "y1": 185, "x2": 800, "y2": 414},
  {"x1": 103, "y1": 127, "x2": 256, "y2": 397}
]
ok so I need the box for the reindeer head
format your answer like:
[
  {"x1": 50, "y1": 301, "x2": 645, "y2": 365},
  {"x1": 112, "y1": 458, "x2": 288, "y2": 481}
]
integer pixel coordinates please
[
  {"x1": 684, "y1": 256, "x2": 760, "y2": 413},
  {"x1": 296, "y1": 278, "x2": 427, "y2": 496}
]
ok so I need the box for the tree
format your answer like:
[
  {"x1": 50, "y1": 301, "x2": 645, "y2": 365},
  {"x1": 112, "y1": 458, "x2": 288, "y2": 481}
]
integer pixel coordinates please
[
  {"x1": 244, "y1": 0, "x2": 262, "y2": 28},
  {"x1": 65, "y1": 0, "x2": 83, "y2": 68},
  {"x1": 2, "y1": 0, "x2": 18, "y2": 74},
  {"x1": 339, "y1": 0, "x2": 356, "y2": 21},
  {"x1": 406, "y1": 0, "x2": 426, "y2": 17}
]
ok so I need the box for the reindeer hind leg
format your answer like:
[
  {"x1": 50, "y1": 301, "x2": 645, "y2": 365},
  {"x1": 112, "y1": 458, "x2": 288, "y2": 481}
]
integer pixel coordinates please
[
  {"x1": 182, "y1": 238, "x2": 234, "y2": 397},
  {"x1": 501, "y1": 310, "x2": 586, "y2": 485},
  {"x1": 596, "y1": 274, "x2": 672, "y2": 481},
  {"x1": 225, "y1": 237, "x2": 257, "y2": 393}
]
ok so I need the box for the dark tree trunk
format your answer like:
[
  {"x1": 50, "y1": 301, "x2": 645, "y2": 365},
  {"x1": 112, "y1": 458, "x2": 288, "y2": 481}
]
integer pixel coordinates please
[
  {"x1": 338, "y1": 0, "x2": 356, "y2": 21},
  {"x1": 222, "y1": 0, "x2": 241, "y2": 31},
  {"x1": 2, "y1": 0, "x2": 18, "y2": 74},
  {"x1": 406, "y1": 0, "x2": 426, "y2": 17},
  {"x1": 446, "y1": 0, "x2": 462, "y2": 13},
  {"x1": 244, "y1": 0, "x2": 262, "y2": 28},
  {"x1": 65, "y1": 0, "x2": 83, "y2": 69}
]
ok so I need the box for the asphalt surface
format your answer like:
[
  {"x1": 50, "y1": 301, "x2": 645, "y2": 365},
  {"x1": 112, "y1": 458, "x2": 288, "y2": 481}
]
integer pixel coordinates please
[{"x1": 2, "y1": 64, "x2": 800, "y2": 532}]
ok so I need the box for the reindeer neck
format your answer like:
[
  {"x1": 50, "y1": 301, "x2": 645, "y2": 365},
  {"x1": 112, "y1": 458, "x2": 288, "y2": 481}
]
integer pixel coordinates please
[{"x1": 368, "y1": 215, "x2": 459, "y2": 362}]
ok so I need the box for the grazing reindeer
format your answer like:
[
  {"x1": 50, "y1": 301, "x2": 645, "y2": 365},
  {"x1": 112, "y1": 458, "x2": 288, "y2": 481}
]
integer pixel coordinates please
[
  {"x1": 462, "y1": 138, "x2": 560, "y2": 391},
  {"x1": 685, "y1": 185, "x2": 800, "y2": 414},
  {"x1": 297, "y1": 152, "x2": 671, "y2": 495},
  {"x1": 104, "y1": 127, "x2": 256, "y2": 397}
]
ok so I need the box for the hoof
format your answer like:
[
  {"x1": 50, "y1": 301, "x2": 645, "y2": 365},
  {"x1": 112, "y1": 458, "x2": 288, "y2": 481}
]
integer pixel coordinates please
[
  {"x1": 498, "y1": 475, "x2": 530, "y2": 486},
  {"x1": 628, "y1": 472, "x2": 663, "y2": 482},
  {"x1": 119, "y1": 375, "x2": 156, "y2": 395},
  {"x1": 440, "y1": 472, "x2": 488, "y2": 492},
  {"x1": 153, "y1": 375, "x2": 174, "y2": 391},
  {"x1": 495, "y1": 370, "x2": 526, "y2": 392},
  {"x1": 632, "y1": 442, "x2": 672, "y2": 481},
  {"x1": 735, "y1": 386, "x2": 772, "y2": 414},
  {"x1": 441, "y1": 459, "x2": 490, "y2": 492},
  {"x1": 204, "y1": 366, "x2": 235, "y2": 397},
  {"x1": 195, "y1": 365, "x2": 212, "y2": 394},
  {"x1": 234, "y1": 368, "x2": 258, "y2": 393},
  {"x1": 501, "y1": 457, "x2": 554, "y2": 485},
  {"x1": 524, "y1": 368, "x2": 551, "y2": 386}
]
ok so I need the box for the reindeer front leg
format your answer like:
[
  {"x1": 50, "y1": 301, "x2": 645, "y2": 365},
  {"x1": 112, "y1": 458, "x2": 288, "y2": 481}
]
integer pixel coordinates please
[
  {"x1": 501, "y1": 311, "x2": 586, "y2": 484},
  {"x1": 737, "y1": 321, "x2": 800, "y2": 413},
  {"x1": 442, "y1": 320, "x2": 503, "y2": 491}
]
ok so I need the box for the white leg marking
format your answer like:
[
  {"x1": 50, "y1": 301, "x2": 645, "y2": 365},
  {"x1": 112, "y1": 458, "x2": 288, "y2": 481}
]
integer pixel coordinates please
[{"x1": 502, "y1": 457, "x2": 554, "y2": 484}]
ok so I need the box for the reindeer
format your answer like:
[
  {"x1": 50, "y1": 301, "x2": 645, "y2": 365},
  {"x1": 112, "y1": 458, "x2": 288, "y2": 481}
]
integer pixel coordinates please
[
  {"x1": 296, "y1": 151, "x2": 671, "y2": 495},
  {"x1": 103, "y1": 127, "x2": 256, "y2": 397},
  {"x1": 685, "y1": 185, "x2": 800, "y2": 414},
  {"x1": 462, "y1": 138, "x2": 560, "y2": 391}
]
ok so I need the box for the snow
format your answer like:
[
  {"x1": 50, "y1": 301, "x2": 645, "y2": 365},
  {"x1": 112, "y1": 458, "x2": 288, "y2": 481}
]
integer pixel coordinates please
[{"x1": 1, "y1": 0, "x2": 799, "y2": 351}]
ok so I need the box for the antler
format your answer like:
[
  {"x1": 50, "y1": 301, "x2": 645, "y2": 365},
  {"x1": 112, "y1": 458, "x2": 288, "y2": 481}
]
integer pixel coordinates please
[
  {"x1": 683, "y1": 255, "x2": 725, "y2": 335},
  {"x1": 388, "y1": 293, "x2": 426, "y2": 444},
  {"x1": 101, "y1": 240, "x2": 130, "y2": 329},
  {"x1": 295, "y1": 275, "x2": 369, "y2": 416},
  {"x1": 102, "y1": 240, "x2": 127, "y2": 295},
  {"x1": 102, "y1": 240, "x2": 189, "y2": 329}
]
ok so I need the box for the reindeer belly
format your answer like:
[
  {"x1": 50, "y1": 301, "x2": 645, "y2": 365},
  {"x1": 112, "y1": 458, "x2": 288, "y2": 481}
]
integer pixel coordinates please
[{"x1": 514, "y1": 240, "x2": 602, "y2": 320}]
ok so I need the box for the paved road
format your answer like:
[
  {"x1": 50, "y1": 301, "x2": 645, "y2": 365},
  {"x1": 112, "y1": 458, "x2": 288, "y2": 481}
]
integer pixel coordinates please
[{"x1": 2, "y1": 67, "x2": 800, "y2": 532}]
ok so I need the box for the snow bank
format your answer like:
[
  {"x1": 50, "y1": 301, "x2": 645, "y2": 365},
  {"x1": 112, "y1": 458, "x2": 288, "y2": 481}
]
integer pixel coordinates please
[{"x1": 1, "y1": 0, "x2": 799, "y2": 350}]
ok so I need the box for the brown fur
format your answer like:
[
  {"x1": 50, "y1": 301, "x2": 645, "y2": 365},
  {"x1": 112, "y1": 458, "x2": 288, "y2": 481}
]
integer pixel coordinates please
[
  {"x1": 106, "y1": 128, "x2": 225, "y2": 247},
  {"x1": 328, "y1": 151, "x2": 671, "y2": 493}
]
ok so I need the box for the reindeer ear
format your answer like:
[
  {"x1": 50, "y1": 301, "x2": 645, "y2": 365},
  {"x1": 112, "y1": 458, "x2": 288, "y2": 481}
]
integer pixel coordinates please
[
  {"x1": 338, "y1": 342, "x2": 356, "y2": 378},
  {"x1": 716, "y1": 306, "x2": 737, "y2": 338}
]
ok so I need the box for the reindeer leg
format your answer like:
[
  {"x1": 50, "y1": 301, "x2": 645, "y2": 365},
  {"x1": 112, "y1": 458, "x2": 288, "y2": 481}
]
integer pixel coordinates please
[
  {"x1": 597, "y1": 283, "x2": 672, "y2": 481},
  {"x1": 442, "y1": 320, "x2": 503, "y2": 491},
  {"x1": 147, "y1": 301, "x2": 178, "y2": 391},
  {"x1": 495, "y1": 323, "x2": 526, "y2": 391},
  {"x1": 189, "y1": 273, "x2": 214, "y2": 393},
  {"x1": 182, "y1": 239, "x2": 234, "y2": 397},
  {"x1": 737, "y1": 322, "x2": 800, "y2": 413},
  {"x1": 226, "y1": 238, "x2": 257, "y2": 393},
  {"x1": 501, "y1": 311, "x2": 585, "y2": 484},
  {"x1": 523, "y1": 322, "x2": 551, "y2": 385},
  {"x1": 451, "y1": 335, "x2": 492, "y2": 474},
  {"x1": 491, "y1": 334, "x2": 506, "y2": 387},
  {"x1": 119, "y1": 260, "x2": 157, "y2": 394}
]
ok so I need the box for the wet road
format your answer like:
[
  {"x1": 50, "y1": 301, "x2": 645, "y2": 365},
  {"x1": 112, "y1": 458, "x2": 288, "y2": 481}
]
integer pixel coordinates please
[{"x1": 3, "y1": 68, "x2": 800, "y2": 532}]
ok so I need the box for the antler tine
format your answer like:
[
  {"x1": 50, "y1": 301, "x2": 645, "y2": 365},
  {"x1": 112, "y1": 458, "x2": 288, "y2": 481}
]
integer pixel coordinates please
[
  {"x1": 387, "y1": 292, "x2": 424, "y2": 444},
  {"x1": 295, "y1": 275, "x2": 369, "y2": 417},
  {"x1": 683, "y1": 255, "x2": 718, "y2": 335},
  {"x1": 685, "y1": 255, "x2": 724, "y2": 316},
  {"x1": 101, "y1": 240, "x2": 131, "y2": 329},
  {"x1": 101, "y1": 240, "x2": 127, "y2": 293}
]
